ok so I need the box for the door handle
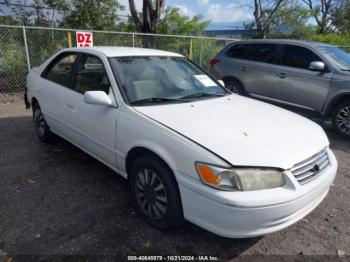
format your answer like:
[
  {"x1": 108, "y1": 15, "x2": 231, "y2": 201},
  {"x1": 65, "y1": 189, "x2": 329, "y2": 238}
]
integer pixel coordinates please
[
  {"x1": 276, "y1": 73, "x2": 286, "y2": 79},
  {"x1": 240, "y1": 66, "x2": 246, "y2": 72}
]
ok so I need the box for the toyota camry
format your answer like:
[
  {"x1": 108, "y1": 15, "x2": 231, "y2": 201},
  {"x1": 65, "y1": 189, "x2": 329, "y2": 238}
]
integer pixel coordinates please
[{"x1": 25, "y1": 47, "x2": 337, "y2": 238}]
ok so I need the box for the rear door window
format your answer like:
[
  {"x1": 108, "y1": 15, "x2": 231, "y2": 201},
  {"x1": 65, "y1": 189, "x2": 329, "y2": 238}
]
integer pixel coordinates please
[
  {"x1": 245, "y1": 44, "x2": 276, "y2": 63},
  {"x1": 281, "y1": 45, "x2": 322, "y2": 70},
  {"x1": 44, "y1": 53, "x2": 77, "y2": 87}
]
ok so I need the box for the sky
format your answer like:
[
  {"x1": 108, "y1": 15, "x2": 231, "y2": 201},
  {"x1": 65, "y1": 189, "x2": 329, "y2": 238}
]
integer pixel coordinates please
[{"x1": 117, "y1": 0, "x2": 254, "y2": 28}]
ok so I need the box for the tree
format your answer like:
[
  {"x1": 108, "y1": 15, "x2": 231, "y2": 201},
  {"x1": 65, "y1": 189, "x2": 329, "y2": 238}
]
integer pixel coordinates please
[
  {"x1": 43, "y1": 0, "x2": 69, "y2": 27},
  {"x1": 157, "y1": 7, "x2": 209, "y2": 35},
  {"x1": 331, "y1": 0, "x2": 350, "y2": 34},
  {"x1": 268, "y1": 0, "x2": 312, "y2": 38},
  {"x1": 252, "y1": 0, "x2": 285, "y2": 38},
  {"x1": 60, "y1": 0, "x2": 124, "y2": 30},
  {"x1": 0, "y1": 15, "x2": 18, "y2": 25},
  {"x1": 129, "y1": 0, "x2": 165, "y2": 33},
  {"x1": 301, "y1": 0, "x2": 333, "y2": 34},
  {"x1": 9, "y1": 0, "x2": 36, "y2": 25}
]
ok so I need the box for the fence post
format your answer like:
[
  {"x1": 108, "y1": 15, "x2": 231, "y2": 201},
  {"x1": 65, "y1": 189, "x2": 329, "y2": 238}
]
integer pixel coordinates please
[
  {"x1": 132, "y1": 33, "x2": 135, "y2": 47},
  {"x1": 189, "y1": 38, "x2": 193, "y2": 60},
  {"x1": 199, "y1": 37, "x2": 203, "y2": 66},
  {"x1": 22, "y1": 26, "x2": 31, "y2": 71}
]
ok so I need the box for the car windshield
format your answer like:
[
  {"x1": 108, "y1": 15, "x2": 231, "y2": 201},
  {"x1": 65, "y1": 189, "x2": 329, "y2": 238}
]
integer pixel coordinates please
[
  {"x1": 109, "y1": 56, "x2": 228, "y2": 105},
  {"x1": 317, "y1": 46, "x2": 350, "y2": 71}
]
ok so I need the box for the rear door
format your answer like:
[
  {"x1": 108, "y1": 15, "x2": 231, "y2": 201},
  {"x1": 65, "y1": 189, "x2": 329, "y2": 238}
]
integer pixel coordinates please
[
  {"x1": 222, "y1": 43, "x2": 279, "y2": 97},
  {"x1": 40, "y1": 52, "x2": 78, "y2": 136},
  {"x1": 62, "y1": 53, "x2": 119, "y2": 167},
  {"x1": 272, "y1": 44, "x2": 332, "y2": 112}
]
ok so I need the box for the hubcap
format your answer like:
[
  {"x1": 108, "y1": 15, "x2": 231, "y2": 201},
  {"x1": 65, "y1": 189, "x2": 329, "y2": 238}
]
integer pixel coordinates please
[
  {"x1": 34, "y1": 108, "x2": 45, "y2": 137},
  {"x1": 228, "y1": 84, "x2": 240, "y2": 94},
  {"x1": 337, "y1": 106, "x2": 350, "y2": 135},
  {"x1": 135, "y1": 169, "x2": 168, "y2": 219}
]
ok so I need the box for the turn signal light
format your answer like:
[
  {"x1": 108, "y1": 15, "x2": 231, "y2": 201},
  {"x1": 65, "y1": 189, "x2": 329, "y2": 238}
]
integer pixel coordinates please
[{"x1": 196, "y1": 164, "x2": 221, "y2": 185}]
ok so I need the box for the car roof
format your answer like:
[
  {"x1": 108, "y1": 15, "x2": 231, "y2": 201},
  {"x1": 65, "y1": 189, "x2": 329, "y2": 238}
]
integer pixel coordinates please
[
  {"x1": 230, "y1": 39, "x2": 333, "y2": 47},
  {"x1": 62, "y1": 46, "x2": 184, "y2": 57}
]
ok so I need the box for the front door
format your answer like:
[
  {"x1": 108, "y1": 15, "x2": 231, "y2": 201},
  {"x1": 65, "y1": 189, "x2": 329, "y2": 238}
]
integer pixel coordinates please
[
  {"x1": 62, "y1": 53, "x2": 118, "y2": 167},
  {"x1": 272, "y1": 44, "x2": 332, "y2": 112}
]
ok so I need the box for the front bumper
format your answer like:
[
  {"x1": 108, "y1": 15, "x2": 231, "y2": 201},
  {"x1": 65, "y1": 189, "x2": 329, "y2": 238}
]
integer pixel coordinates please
[{"x1": 177, "y1": 149, "x2": 337, "y2": 238}]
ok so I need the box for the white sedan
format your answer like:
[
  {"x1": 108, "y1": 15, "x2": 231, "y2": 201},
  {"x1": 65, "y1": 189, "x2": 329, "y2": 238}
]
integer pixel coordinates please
[{"x1": 25, "y1": 47, "x2": 337, "y2": 238}]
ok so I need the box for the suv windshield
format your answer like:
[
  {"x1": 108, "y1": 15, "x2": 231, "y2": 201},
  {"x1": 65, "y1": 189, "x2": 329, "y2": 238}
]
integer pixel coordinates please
[
  {"x1": 109, "y1": 56, "x2": 228, "y2": 105},
  {"x1": 317, "y1": 46, "x2": 350, "y2": 71}
]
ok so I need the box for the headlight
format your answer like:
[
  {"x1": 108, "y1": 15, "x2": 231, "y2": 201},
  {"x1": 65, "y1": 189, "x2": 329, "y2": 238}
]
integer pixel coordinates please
[{"x1": 195, "y1": 162, "x2": 284, "y2": 191}]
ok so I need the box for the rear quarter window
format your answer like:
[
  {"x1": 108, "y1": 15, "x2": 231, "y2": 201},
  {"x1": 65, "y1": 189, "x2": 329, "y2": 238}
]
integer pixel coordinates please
[
  {"x1": 226, "y1": 43, "x2": 277, "y2": 64},
  {"x1": 225, "y1": 44, "x2": 246, "y2": 59}
]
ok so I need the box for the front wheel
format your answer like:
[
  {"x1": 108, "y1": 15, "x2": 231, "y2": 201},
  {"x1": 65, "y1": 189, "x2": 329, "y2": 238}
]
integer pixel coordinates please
[
  {"x1": 130, "y1": 155, "x2": 184, "y2": 229},
  {"x1": 32, "y1": 103, "x2": 55, "y2": 142},
  {"x1": 331, "y1": 101, "x2": 350, "y2": 138}
]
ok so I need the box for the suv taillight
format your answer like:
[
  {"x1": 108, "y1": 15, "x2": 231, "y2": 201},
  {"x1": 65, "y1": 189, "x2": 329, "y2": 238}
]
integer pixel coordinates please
[{"x1": 209, "y1": 58, "x2": 219, "y2": 66}]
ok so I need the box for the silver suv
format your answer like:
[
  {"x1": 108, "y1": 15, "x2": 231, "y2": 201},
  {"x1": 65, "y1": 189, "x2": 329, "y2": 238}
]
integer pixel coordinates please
[{"x1": 209, "y1": 39, "x2": 350, "y2": 138}]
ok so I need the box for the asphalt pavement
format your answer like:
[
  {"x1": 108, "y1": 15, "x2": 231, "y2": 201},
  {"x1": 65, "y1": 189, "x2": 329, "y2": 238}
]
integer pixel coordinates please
[{"x1": 0, "y1": 101, "x2": 349, "y2": 261}]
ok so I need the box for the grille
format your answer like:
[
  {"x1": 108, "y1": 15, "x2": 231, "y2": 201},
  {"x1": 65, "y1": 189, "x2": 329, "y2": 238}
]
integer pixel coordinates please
[{"x1": 291, "y1": 149, "x2": 330, "y2": 185}]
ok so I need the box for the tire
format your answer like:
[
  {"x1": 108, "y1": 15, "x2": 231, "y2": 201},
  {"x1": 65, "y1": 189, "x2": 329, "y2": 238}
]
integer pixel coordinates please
[
  {"x1": 331, "y1": 100, "x2": 350, "y2": 138},
  {"x1": 224, "y1": 79, "x2": 244, "y2": 95},
  {"x1": 130, "y1": 155, "x2": 184, "y2": 229},
  {"x1": 32, "y1": 103, "x2": 55, "y2": 143}
]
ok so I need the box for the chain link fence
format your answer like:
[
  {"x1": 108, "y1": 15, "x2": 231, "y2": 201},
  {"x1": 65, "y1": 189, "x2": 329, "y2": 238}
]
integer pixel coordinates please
[{"x1": 0, "y1": 25, "x2": 234, "y2": 103}]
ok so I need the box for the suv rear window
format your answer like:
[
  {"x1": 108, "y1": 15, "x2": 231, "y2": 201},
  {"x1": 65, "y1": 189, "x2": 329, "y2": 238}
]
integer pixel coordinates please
[
  {"x1": 226, "y1": 44, "x2": 246, "y2": 59},
  {"x1": 226, "y1": 43, "x2": 276, "y2": 64}
]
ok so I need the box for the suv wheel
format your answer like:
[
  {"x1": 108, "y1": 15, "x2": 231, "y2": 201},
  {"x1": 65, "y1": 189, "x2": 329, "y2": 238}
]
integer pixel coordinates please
[
  {"x1": 225, "y1": 80, "x2": 244, "y2": 95},
  {"x1": 32, "y1": 103, "x2": 55, "y2": 142},
  {"x1": 130, "y1": 155, "x2": 184, "y2": 229},
  {"x1": 332, "y1": 101, "x2": 350, "y2": 138}
]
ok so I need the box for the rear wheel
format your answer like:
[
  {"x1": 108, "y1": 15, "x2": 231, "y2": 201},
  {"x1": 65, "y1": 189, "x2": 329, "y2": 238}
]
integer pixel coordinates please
[
  {"x1": 224, "y1": 79, "x2": 244, "y2": 95},
  {"x1": 130, "y1": 155, "x2": 184, "y2": 229},
  {"x1": 32, "y1": 103, "x2": 55, "y2": 142},
  {"x1": 332, "y1": 100, "x2": 350, "y2": 138}
]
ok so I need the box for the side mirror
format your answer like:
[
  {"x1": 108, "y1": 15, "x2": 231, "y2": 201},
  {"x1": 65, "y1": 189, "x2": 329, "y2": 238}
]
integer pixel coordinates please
[
  {"x1": 84, "y1": 91, "x2": 112, "y2": 106},
  {"x1": 218, "y1": 80, "x2": 225, "y2": 87},
  {"x1": 309, "y1": 61, "x2": 325, "y2": 71}
]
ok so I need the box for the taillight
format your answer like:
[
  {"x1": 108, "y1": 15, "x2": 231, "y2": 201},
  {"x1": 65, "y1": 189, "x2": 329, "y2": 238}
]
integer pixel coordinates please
[{"x1": 209, "y1": 58, "x2": 219, "y2": 66}]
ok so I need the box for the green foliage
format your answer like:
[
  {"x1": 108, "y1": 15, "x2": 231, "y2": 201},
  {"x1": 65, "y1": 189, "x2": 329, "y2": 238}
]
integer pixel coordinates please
[
  {"x1": 331, "y1": 1, "x2": 350, "y2": 35},
  {"x1": 268, "y1": 1, "x2": 313, "y2": 39},
  {"x1": 157, "y1": 7, "x2": 209, "y2": 36},
  {"x1": 60, "y1": 0, "x2": 124, "y2": 30},
  {"x1": 0, "y1": 28, "x2": 27, "y2": 92},
  {"x1": 306, "y1": 33, "x2": 350, "y2": 46},
  {"x1": 0, "y1": 16, "x2": 19, "y2": 25},
  {"x1": 116, "y1": 19, "x2": 139, "y2": 32},
  {"x1": 116, "y1": 7, "x2": 209, "y2": 36}
]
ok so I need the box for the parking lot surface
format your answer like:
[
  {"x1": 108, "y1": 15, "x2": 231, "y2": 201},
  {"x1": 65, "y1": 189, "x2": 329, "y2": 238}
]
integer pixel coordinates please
[{"x1": 0, "y1": 101, "x2": 349, "y2": 261}]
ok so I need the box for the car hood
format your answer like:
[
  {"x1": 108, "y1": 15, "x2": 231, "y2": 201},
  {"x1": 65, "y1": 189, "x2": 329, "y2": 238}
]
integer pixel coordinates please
[{"x1": 134, "y1": 95, "x2": 329, "y2": 169}]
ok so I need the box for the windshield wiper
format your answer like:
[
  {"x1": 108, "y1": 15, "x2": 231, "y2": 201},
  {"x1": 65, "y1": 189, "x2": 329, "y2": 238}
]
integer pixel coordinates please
[
  {"x1": 130, "y1": 97, "x2": 190, "y2": 105},
  {"x1": 341, "y1": 69, "x2": 350, "y2": 71},
  {"x1": 180, "y1": 92, "x2": 227, "y2": 99}
]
